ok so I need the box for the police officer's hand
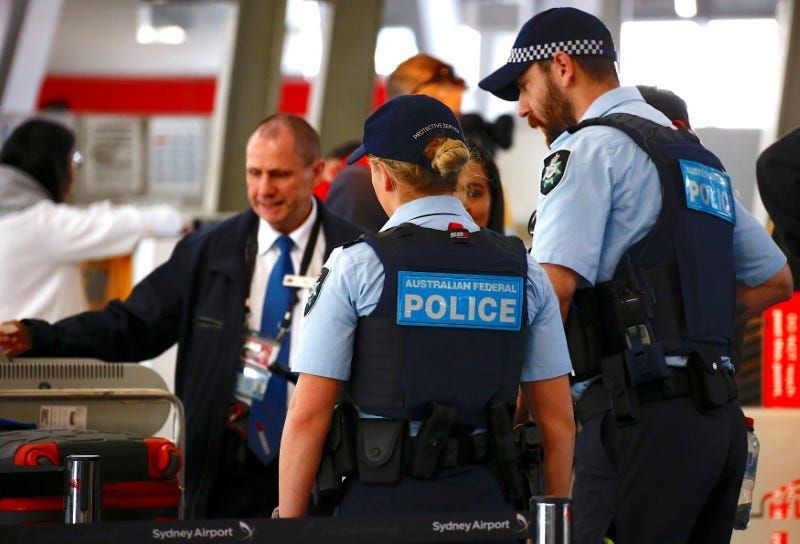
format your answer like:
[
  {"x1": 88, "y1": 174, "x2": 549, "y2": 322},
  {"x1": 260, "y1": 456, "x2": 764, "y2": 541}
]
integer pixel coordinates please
[{"x1": 0, "y1": 320, "x2": 32, "y2": 358}]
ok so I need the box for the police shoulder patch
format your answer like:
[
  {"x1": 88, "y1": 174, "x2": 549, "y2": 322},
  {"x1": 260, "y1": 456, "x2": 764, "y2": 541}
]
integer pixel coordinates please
[
  {"x1": 304, "y1": 267, "x2": 329, "y2": 316},
  {"x1": 540, "y1": 150, "x2": 571, "y2": 195}
]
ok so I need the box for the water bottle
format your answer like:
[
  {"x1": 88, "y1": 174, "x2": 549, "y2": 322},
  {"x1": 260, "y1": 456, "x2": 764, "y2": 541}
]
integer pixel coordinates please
[{"x1": 733, "y1": 416, "x2": 759, "y2": 530}]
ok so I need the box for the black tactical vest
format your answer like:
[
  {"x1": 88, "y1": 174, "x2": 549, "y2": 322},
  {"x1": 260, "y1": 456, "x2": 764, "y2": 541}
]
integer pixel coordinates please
[
  {"x1": 346, "y1": 223, "x2": 529, "y2": 428},
  {"x1": 564, "y1": 113, "x2": 736, "y2": 381}
]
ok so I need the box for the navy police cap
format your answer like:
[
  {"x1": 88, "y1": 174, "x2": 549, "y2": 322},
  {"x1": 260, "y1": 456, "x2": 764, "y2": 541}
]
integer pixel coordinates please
[
  {"x1": 479, "y1": 7, "x2": 617, "y2": 101},
  {"x1": 347, "y1": 94, "x2": 465, "y2": 169}
]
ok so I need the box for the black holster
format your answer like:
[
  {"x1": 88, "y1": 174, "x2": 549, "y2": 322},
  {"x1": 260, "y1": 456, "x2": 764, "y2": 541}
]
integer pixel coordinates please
[
  {"x1": 317, "y1": 403, "x2": 357, "y2": 493},
  {"x1": 487, "y1": 397, "x2": 525, "y2": 502},
  {"x1": 565, "y1": 290, "x2": 603, "y2": 382},
  {"x1": 515, "y1": 421, "x2": 545, "y2": 500},
  {"x1": 409, "y1": 404, "x2": 457, "y2": 480},
  {"x1": 601, "y1": 353, "x2": 639, "y2": 425}
]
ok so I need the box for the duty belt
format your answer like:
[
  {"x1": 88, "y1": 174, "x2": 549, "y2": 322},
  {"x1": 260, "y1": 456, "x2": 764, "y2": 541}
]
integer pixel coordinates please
[
  {"x1": 408, "y1": 432, "x2": 488, "y2": 470},
  {"x1": 575, "y1": 366, "x2": 694, "y2": 425}
]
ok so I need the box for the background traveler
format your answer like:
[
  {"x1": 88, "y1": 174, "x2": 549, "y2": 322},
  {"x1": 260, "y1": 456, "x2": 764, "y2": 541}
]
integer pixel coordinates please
[
  {"x1": 456, "y1": 142, "x2": 507, "y2": 233},
  {"x1": 0, "y1": 118, "x2": 185, "y2": 322}
]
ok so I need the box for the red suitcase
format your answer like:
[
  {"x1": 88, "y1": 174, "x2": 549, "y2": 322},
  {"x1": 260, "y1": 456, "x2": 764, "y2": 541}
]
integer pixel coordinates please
[{"x1": 0, "y1": 429, "x2": 182, "y2": 524}]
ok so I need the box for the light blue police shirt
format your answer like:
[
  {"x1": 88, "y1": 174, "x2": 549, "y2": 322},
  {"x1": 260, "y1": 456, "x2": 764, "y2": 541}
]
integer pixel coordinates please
[
  {"x1": 294, "y1": 195, "x2": 573, "y2": 385},
  {"x1": 531, "y1": 86, "x2": 787, "y2": 395},
  {"x1": 532, "y1": 86, "x2": 786, "y2": 289}
]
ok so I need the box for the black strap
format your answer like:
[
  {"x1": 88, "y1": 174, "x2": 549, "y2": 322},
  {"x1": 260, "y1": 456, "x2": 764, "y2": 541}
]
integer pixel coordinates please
[
  {"x1": 567, "y1": 112, "x2": 700, "y2": 150},
  {"x1": 277, "y1": 215, "x2": 322, "y2": 336},
  {"x1": 244, "y1": 213, "x2": 322, "y2": 326},
  {"x1": 242, "y1": 213, "x2": 322, "y2": 384}
]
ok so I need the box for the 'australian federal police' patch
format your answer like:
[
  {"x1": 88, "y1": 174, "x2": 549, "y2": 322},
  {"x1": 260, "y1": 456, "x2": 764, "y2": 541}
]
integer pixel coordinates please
[
  {"x1": 396, "y1": 271, "x2": 523, "y2": 331},
  {"x1": 303, "y1": 267, "x2": 329, "y2": 316},
  {"x1": 679, "y1": 159, "x2": 736, "y2": 224},
  {"x1": 540, "y1": 150, "x2": 571, "y2": 195}
]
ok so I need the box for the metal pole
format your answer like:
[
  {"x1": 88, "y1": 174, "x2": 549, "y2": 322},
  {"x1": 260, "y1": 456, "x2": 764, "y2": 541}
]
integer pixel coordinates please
[
  {"x1": 64, "y1": 455, "x2": 101, "y2": 524},
  {"x1": 531, "y1": 496, "x2": 570, "y2": 544},
  {"x1": 0, "y1": 0, "x2": 28, "y2": 105}
]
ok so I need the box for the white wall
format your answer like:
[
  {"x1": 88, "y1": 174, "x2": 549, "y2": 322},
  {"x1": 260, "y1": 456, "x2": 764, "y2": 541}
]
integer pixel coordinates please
[{"x1": 696, "y1": 128, "x2": 763, "y2": 213}]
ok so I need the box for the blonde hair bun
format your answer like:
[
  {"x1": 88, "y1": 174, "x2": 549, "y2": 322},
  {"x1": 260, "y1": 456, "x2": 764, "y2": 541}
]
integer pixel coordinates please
[{"x1": 430, "y1": 138, "x2": 469, "y2": 177}]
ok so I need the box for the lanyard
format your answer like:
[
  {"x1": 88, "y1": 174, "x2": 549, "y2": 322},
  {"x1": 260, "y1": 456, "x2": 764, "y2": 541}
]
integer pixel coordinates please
[{"x1": 244, "y1": 213, "x2": 322, "y2": 340}]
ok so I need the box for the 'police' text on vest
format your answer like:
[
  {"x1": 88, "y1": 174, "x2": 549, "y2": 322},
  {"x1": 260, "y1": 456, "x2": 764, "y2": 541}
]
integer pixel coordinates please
[{"x1": 396, "y1": 271, "x2": 523, "y2": 331}]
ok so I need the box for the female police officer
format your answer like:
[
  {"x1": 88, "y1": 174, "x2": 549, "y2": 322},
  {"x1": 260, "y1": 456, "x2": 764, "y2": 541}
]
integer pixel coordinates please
[{"x1": 277, "y1": 95, "x2": 574, "y2": 521}]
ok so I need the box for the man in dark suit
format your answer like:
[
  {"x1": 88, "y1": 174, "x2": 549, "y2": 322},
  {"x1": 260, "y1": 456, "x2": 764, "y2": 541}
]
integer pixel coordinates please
[{"x1": 0, "y1": 114, "x2": 363, "y2": 519}]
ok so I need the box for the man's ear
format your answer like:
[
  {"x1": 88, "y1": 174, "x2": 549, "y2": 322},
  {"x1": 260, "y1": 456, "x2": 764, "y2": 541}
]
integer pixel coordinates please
[
  {"x1": 309, "y1": 158, "x2": 325, "y2": 187},
  {"x1": 551, "y1": 51, "x2": 575, "y2": 88}
]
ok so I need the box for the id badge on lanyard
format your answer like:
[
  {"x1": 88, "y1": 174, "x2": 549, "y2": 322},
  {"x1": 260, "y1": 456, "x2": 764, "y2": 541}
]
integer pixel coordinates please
[
  {"x1": 235, "y1": 330, "x2": 282, "y2": 402},
  {"x1": 235, "y1": 214, "x2": 321, "y2": 402}
]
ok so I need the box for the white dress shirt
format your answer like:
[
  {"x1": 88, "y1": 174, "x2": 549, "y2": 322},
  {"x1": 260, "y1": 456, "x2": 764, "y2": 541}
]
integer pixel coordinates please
[{"x1": 246, "y1": 198, "x2": 327, "y2": 378}]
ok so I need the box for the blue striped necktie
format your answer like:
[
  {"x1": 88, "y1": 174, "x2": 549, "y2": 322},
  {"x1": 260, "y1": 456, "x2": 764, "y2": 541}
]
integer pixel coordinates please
[{"x1": 247, "y1": 234, "x2": 293, "y2": 465}]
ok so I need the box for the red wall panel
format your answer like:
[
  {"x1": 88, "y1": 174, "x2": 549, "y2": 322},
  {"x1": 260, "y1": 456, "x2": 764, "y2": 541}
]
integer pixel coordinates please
[
  {"x1": 38, "y1": 76, "x2": 217, "y2": 114},
  {"x1": 37, "y1": 75, "x2": 387, "y2": 116}
]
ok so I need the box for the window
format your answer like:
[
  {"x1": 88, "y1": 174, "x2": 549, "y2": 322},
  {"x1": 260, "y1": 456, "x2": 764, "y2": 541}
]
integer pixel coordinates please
[
  {"x1": 375, "y1": 27, "x2": 418, "y2": 76},
  {"x1": 282, "y1": 0, "x2": 323, "y2": 78},
  {"x1": 620, "y1": 18, "x2": 780, "y2": 128}
]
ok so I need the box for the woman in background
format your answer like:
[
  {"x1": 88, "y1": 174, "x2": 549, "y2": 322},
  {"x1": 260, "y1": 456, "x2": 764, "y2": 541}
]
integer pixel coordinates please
[
  {"x1": 0, "y1": 118, "x2": 185, "y2": 322},
  {"x1": 456, "y1": 143, "x2": 506, "y2": 233}
]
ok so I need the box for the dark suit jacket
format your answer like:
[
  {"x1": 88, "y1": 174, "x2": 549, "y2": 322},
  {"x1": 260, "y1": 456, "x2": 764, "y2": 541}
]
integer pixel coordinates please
[
  {"x1": 325, "y1": 165, "x2": 388, "y2": 233},
  {"x1": 757, "y1": 128, "x2": 800, "y2": 286},
  {"x1": 23, "y1": 201, "x2": 363, "y2": 518}
]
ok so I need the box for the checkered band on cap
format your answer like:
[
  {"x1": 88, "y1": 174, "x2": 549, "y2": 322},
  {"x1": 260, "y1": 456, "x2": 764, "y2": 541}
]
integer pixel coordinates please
[{"x1": 507, "y1": 39, "x2": 605, "y2": 63}]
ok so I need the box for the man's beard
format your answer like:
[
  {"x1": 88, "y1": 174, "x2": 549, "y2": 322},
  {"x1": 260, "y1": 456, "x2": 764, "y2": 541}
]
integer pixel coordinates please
[{"x1": 540, "y1": 76, "x2": 577, "y2": 146}]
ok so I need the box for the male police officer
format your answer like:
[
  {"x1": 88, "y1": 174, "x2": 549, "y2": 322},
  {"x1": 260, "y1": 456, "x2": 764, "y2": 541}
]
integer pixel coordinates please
[{"x1": 479, "y1": 7, "x2": 793, "y2": 544}]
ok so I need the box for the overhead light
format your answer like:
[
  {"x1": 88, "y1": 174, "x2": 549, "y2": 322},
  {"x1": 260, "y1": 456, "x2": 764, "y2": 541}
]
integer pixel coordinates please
[
  {"x1": 674, "y1": 0, "x2": 698, "y2": 18},
  {"x1": 136, "y1": 2, "x2": 188, "y2": 45},
  {"x1": 137, "y1": 24, "x2": 186, "y2": 45}
]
